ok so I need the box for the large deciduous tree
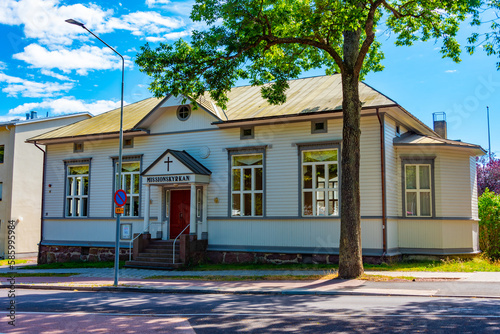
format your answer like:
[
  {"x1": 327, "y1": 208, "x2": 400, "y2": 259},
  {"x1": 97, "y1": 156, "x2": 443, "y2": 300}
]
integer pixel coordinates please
[{"x1": 136, "y1": 0, "x2": 480, "y2": 278}]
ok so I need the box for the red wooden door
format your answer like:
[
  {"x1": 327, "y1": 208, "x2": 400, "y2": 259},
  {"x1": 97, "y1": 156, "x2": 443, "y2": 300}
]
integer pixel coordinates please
[{"x1": 169, "y1": 190, "x2": 190, "y2": 239}]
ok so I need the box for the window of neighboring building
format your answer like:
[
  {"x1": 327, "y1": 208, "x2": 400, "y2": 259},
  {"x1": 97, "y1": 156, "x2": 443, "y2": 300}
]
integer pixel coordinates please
[
  {"x1": 74, "y1": 142, "x2": 84, "y2": 153},
  {"x1": 177, "y1": 105, "x2": 191, "y2": 121},
  {"x1": 0, "y1": 145, "x2": 4, "y2": 163},
  {"x1": 311, "y1": 120, "x2": 327, "y2": 134},
  {"x1": 66, "y1": 165, "x2": 89, "y2": 217},
  {"x1": 240, "y1": 127, "x2": 254, "y2": 139},
  {"x1": 116, "y1": 161, "x2": 141, "y2": 217},
  {"x1": 404, "y1": 163, "x2": 433, "y2": 217},
  {"x1": 231, "y1": 153, "x2": 264, "y2": 216},
  {"x1": 196, "y1": 188, "x2": 202, "y2": 218},
  {"x1": 302, "y1": 148, "x2": 339, "y2": 216}
]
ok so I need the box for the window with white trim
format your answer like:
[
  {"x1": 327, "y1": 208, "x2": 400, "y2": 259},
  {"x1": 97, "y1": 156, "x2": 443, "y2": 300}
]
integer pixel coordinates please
[
  {"x1": 404, "y1": 164, "x2": 432, "y2": 217},
  {"x1": 196, "y1": 188, "x2": 202, "y2": 218},
  {"x1": 116, "y1": 161, "x2": 141, "y2": 217},
  {"x1": 231, "y1": 154, "x2": 263, "y2": 216},
  {"x1": 302, "y1": 149, "x2": 339, "y2": 216},
  {"x1": 66, "y1": 165, "x2": 89, "y2": 217}
]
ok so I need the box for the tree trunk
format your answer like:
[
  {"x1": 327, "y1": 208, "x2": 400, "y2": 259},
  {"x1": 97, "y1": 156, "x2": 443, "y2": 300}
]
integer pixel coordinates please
[{"x1": 338, "y1": 30, "x2": 364, "y2": 279}]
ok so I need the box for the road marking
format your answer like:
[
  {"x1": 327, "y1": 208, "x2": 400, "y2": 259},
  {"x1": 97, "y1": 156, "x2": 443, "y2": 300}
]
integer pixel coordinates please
[{"x1": 1, "y1": 311, "x2": 499, "y2": 318}]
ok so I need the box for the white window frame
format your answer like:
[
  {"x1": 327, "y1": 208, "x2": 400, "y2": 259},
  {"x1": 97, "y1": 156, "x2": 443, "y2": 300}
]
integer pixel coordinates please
[
  {"x1": 404, "y1": 163, "x2": 433, "y2": 217},
  {"x1": 66, "y1": 164, "x2": 89, "y2": 217},
  {"x1": 115, "y1": 161, "x2": 141, "y2": 217},
  {"x1": 230, "y1": 153, "x2": 264, "y2": 217},
  {"x1": 301, "y1": 148, "x2": 339, "y2": 217}
]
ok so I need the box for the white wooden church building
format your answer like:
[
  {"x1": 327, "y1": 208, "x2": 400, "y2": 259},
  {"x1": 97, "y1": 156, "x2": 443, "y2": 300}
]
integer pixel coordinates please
[{"x1": 29, "y1": 75, "x2": 484, "y2": 265}]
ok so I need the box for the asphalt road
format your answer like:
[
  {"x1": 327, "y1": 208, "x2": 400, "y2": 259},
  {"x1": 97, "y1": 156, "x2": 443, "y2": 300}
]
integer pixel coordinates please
[{"x1": 1, "y1": 289, "x2": 500, "y2": 333}]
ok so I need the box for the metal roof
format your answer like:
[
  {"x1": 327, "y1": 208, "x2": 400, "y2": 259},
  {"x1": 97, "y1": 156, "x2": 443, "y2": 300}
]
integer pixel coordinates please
[
  {"x1": 28, "y1": 97, "x2": 164, "y2": 142},
  {"x1": 141, "y1": 149, "x2": 212, "y2": 176},
  {"x1": 29, "y1": 75, "x2": 401, "y2": 142},
  {"x1": 202, "y1": 74, "x2": 396, "y2": 121},
  {"x1": 394, "y1": 132, "x2": 486, "y2": 154}
]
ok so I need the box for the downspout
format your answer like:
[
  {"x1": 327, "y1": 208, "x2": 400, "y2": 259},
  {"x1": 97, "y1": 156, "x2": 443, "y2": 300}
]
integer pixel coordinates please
[
  {"x1": 34, "y1": 141, "x2": 46, "y2": 263},
  {"x1": 376, "y1": 109, "x2": 388, "y2": 257}
]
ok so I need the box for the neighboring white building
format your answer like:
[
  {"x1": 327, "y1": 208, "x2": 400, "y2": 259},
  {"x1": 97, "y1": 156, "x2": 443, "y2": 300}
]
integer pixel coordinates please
[
  {"x1": 29, "y1": 75, "x2": 485, "y2": 265},
  {"x1": 0, "y1": 112, "x2": 92, "y2": 259}
]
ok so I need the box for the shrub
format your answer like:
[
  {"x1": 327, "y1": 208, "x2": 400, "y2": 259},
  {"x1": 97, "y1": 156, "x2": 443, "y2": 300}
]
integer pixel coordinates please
[{"x1": 478, "y1": 189, "x2": 500, "y2": 260}]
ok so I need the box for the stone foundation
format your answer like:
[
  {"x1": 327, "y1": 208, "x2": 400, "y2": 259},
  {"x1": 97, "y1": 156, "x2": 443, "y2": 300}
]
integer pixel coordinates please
[
  {"x1": 207, "y1": 251, "x2": 401, "y2": 265},
  {"x1": 38, "y1": 245, "x2": 130, "y2": 264}
]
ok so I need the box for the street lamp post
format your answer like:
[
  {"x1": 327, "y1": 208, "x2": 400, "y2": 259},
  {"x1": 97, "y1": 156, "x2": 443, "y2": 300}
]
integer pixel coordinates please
[
  {"x1": 487, "y1": 106, "x2": 491, "y2": 162},
  {"x1": 66, "y1": 19, "x2": 124, "y2": 286}
]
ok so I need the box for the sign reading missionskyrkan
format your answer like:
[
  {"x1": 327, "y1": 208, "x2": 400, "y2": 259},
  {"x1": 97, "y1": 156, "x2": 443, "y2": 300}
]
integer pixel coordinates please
[{"x1": 146, "y1": 175, "x2": 191, "y2": 183}]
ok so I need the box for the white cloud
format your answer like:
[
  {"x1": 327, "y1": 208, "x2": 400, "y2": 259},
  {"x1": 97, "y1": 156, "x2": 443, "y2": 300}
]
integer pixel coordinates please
[
  {"x1": 0, "y1": 61, "x2": 7, "y2": 70},
  {"x1": 9, "y1": 97, "x2": 127, "y2": 116},
  {"x1": 40, "y1": 69, "x2": 74, "y2": 81},
  {"x1": 146, "y1": 0, "x2": 171, "y2": 8},
  {"x1": 13, "y1": 44, "x2": 132, "y2": 75},
  {"x1": 0, "y1": 72, "x2": 73, "y2": 98},
  {"x1": 145, "y1": 30, "x2": 190, "y2": 42},
  {"x1": 109, "y1": 11, "x2": 184, "y2": 36},
  {"x1": 445, "y1": 70, "x2": 457, "y2": 73},
  {"x1": 0, "y1": 0, "x2": 186, "y2": 48}
]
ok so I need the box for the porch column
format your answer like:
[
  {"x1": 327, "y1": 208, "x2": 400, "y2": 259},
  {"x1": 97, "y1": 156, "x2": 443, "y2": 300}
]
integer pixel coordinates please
[
  {"x1": 190, "y1": 183, "x2": 196, "y2": 235},
  {"x1": 144, "y1": 184, "x2": 150, "y2": 232},
  {"x1": 202, "y1": 184, "x2": 208, "y2": 239}
]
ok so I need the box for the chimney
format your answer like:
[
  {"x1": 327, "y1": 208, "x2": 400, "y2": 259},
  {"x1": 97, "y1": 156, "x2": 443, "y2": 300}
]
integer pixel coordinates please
[
  {"x1": 433, "y1": 112, "x2": 447, "y2": 139},
  {"x1": 31, "y1": 111, "x2": 37, "y2": 119},
  {"x1": 26, "y1": 113, "x2": 30, "y2": 120}
]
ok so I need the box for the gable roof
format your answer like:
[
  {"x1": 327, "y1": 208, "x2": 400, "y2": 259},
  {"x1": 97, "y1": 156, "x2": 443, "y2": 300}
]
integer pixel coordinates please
[
  {"x1": 27, "y1": 74, "x2": 406, "y2": 143},
  {"x1": 394, "y1": 132, "x2": 486, "y2": 155},
  {"x1": 28, "y1": 97, "x2": 164, "y2": 142},
  {"x1": 142, "y1": 149, "x2": 212, "y2": 176},
  {"x1": 207, "y1": 75, "x2": 397, "y2": 121}
]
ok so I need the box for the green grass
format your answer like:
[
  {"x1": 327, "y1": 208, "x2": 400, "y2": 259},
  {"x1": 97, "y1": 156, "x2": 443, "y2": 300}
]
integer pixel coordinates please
[
  {"x1": 0, "y1": 259, "x2": 28, "y2": 266},
  {"x1": 0, "y1": 273, "x2": 76, "y2": 277},
  {"x1": 186, "y1": 257, "x2": 500, "y2": 273},
  {"x1": 364, "y1": 257, "x2": 500, "y2": 272},
  {"x1": 20, "y1": 261, "x2": 126, "y2": 270},
  {"x1": 146, "y1": 274, "x2": 333, "y2": 281}
]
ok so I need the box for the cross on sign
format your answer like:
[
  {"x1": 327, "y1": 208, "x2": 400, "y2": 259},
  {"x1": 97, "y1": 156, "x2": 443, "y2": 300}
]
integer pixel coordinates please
[{"x1": 164, "y1": 157, "x2": 173, "y2": 171}]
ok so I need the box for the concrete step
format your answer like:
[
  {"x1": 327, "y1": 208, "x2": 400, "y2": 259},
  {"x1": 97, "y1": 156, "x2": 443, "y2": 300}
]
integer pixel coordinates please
[
  {"x1": 135, "y1": 258, "x2": 179, "y2": 264},
  {"x1": 124, "y1": 261, "x2": 182, "y2": 270},
  {"x1": 146, "y1": 244, "x2": 179, "y2": 250},
  {"x1": 143, "y1": 248, "x2": 178, "y2": 254},
  {"x1": 137, "y1": 252, "x2": 178, "y2": 258}
]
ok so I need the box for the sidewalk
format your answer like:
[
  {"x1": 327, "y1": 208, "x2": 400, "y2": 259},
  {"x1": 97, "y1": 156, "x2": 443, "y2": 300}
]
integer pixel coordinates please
[{"x1": 2, "y1": 265, "x2": 500, "y2": 298}]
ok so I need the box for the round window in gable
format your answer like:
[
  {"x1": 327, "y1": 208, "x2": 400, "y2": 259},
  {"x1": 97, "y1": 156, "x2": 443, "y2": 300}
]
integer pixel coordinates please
[{"x1": 177, "y1": 105, "x2": 191, "y2": 121}]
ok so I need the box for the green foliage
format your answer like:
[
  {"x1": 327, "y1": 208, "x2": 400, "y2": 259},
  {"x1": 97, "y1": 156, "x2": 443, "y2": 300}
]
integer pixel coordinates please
[
  {"x1": 467, "y1": 1, "x2": 500, "y2": 70},
  {"x1": 479, "y1": 188, "x2": 500, "y2": 260},
  {"x1": 136, "y1": 0, "x2": 479, "y2": 109}
]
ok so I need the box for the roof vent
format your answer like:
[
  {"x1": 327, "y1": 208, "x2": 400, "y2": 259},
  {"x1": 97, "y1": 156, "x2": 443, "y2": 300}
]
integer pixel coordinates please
[
  {"x1": 31, "y1": 111, "x2": 37, "y2": 119},
  {"x1": 433, "y1": 112, "x2": 447, "y2": 139},
  {"x1": 26, "y1": 113, "x2": 30, "y2": 120}
]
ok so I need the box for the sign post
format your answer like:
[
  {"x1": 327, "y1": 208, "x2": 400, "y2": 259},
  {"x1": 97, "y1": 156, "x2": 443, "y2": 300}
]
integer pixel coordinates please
[{"x1": 113, "y1": 189, "x2": 127, "y2": 285}]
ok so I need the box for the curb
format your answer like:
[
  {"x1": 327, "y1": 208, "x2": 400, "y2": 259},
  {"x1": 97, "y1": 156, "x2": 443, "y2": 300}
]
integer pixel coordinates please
[{"x1": 10, "y1": 283, "x2": 500, "y2": 299}]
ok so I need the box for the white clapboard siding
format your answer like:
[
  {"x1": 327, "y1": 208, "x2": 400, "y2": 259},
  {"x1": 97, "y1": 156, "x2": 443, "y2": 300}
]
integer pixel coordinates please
[
  {"x1": 148, "y1": 106, "x2": 219, "y2": 134},
  {"x1": 44, "y1": 219, "x2": 143, "y2": 242},
  {"x1": 384, "y1": 117, "x2": 399, "y2": 217},
  {"x1": 398, "y1": 219, "x2": 477, "y2": 250},
  {"x1": 470, "y1": 156, "x2": 479, "y2": 220},
  {"x1": 208, "y1": 218, "x2": 382, "y2": 250},
  {"x1": 359, "y1": 116, "x2": 382, "y2": 216},
  {"x1": 386, "y1": 219, "x2": 399, "y2": 251},
  {"x1": 395, "y1": 146, "x2": 473, "y2": 218}
]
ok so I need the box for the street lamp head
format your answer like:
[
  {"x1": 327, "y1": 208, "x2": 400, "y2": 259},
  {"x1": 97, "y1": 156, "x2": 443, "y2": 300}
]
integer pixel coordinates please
[{"x1": 65, "y1": 19, "x2": 85, "y2": 27}]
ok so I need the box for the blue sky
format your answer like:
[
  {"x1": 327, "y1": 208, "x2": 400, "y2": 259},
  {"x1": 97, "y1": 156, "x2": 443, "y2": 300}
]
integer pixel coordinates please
[{"x1": 0, "y1": 0, "x2": 498, "y2": 155}]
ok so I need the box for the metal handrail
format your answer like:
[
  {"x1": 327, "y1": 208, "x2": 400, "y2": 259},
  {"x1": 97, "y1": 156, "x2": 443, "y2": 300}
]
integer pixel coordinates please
[
  {"x1": 172, "y1": 224, "x2": 190, "y2": 264},
  {"x1": 128, "y1": 221, "x2": 159, "y2": 261}
]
